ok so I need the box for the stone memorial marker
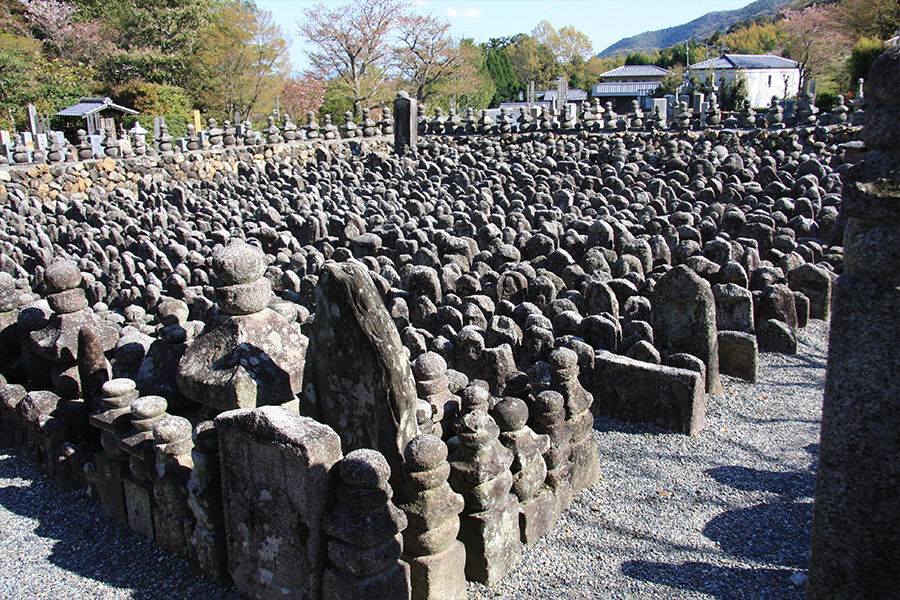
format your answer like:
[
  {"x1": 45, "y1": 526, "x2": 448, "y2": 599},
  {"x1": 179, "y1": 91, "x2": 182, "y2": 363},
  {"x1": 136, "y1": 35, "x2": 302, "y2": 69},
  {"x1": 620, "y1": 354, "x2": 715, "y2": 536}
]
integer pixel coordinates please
[
  {"x1": 302, "y1": 261, "x2": 418, "y2": 487},
  {"x1": 449, "y1": 409, "x2": 521, "y2": 586},
  {"x1": 652, "y1": 98, "x2": 668, "y2": 127},
  {"x1": 652, "y1": 265, "x2": 724, "y2": 395},
  {"x1": 322, "y1": 449, "x2": 411, "y2": 600},
  {"x1": 399, "y1": 434, "x2": 467, "y2": 600},
  {"x1": 177, "y1": 239, "x2": 307, "y2": 411},
  {"x1": 217, "y1": 406, "x2": 342, "y2": 600}
]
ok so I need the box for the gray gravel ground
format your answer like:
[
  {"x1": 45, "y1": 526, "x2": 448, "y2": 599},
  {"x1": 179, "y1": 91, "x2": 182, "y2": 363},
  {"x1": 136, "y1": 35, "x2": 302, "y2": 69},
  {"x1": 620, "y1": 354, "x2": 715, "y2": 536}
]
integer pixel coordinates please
[{"x1": 0, "y1": 320, "x2": 827, "y2": 600}]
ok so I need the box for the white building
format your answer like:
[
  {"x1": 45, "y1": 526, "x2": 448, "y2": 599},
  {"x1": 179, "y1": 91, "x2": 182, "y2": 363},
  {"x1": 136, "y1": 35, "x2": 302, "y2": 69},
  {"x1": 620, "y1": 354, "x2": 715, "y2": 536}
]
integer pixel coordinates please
[{"x1": 688, "y1": 54, "x2": 800, "y2": 109}]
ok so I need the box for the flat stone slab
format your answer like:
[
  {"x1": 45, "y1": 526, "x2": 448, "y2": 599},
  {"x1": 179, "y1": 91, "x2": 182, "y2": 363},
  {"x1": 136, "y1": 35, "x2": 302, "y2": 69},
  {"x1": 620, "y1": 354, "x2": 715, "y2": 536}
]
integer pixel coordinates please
[{"x1": 587, "y1": 350, "x2": 706, "y2": 435}]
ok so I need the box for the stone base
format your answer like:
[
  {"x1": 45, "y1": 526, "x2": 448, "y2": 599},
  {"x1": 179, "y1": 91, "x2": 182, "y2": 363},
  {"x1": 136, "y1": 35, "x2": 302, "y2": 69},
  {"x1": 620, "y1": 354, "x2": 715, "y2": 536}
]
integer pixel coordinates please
[
  {"x1": 407, "y1": 541, "x2": 466, "y2": 600},
  {"x1": 190, "y1": 526, "x2": 230, "y2": 584},
  {"x1": 322, "y1": 561, "x2": 411, "y2": 600},
  {"x1": 153, "y1": 508, "x2": 191, "y2": 559},
  {"x1": 124, "y1": 477, "x2": 155, "y2": 539},
  {"x1": 230, "y1": 563, "x2": 306, "y2": 600},
  {"x1": 458, "y1": 493, "x2": 522, "y2": 587},
  {"x1": 95, "y1": 452, "x2": 128, "y2": 525},
  {"x1": 520, "y1": 488, "x2": 556, "y2": 545},
  {"x1": 546, "y1": 466, "x2": 574, "y2": 514},
  {"x1": 570, "y1": 435, "x2": 600, "y2": 493},
  {"x1": 718, "y1": 330, "x2": 758, "y2": 383},
  {"x1": 793, "y1": 292, "x2": 809, "y2": 328}
]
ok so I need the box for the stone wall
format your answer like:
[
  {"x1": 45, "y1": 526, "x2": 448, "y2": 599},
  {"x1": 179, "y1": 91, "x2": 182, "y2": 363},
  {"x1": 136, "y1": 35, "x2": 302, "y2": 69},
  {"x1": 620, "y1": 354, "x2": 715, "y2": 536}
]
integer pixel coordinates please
[{"x1": 0, "y1": 137, "x2": 393, "y2": 203}]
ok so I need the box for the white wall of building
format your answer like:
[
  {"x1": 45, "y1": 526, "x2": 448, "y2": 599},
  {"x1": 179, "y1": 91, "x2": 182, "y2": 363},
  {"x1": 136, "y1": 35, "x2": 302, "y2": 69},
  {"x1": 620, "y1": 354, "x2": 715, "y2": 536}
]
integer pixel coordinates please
[{"x1": 693, "y1": 68, "x2": 801, "y2": 109}]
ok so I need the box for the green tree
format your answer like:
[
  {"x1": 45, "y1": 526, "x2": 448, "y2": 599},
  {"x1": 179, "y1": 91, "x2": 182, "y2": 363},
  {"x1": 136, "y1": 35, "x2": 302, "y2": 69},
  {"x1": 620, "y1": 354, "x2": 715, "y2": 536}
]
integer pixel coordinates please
[
  {"x1": 834, "y1": 0, "x2": 900, "y2": 41},
  {"x1": 0, "y1": 43, "x2": 94, "y2": 130},
  {"x1": 507, "y1": 34, "x2": 558, "y2": 89},
  {"x1": 393, "y1": 12, "x2": 464, "y2": 104},
  {"x1": 99, "y1": 0, "x2": 210, "y2": 87},
  {"x1": 624, "y1": 52, "x2": 651, "y2": 65},
  {"x1": 194, "y1": 0, "x2": 290, "y2": 122},
  {"x1": 722, "y1": 72, "x2": 749, "y2": 111},
  {"x1": 721, "y1": 21, "x2": 783, "y2": 55},
  {"x1": 653, "y1": 68, "x2": 685, "y2": 98},
  {"x1": 109, "y1": 79, "x2": 193, "y2": 138},
  {"x1": 431, "y1": 38, "x2": 495, "y2": 111},
  {"x1": 528, "y1": 20, "x2": 593, "y2": 84},
  {"x1": 318, "y1": 77, "x2": 354, "y2": 122},
  {"x1": 481, "y1": 38, "x2": 520, "y2": 106},
  {"x1": 299, "y1": 0, "x2": 404, "y2": 117}
]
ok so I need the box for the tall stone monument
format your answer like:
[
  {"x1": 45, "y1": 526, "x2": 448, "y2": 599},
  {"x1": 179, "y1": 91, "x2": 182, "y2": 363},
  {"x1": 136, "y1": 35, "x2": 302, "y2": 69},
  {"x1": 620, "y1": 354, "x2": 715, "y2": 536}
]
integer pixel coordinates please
[
  {"x1": 807, "y1": 47, "x2": 900, "y2": 600},
  {"x1": 652, "y1": 265, "x2": 724, "y2": 395},
  {"x1": 394, "y1": 91, "x2": 417, "y2": 156},
  {"x1": 302, "y1": 261, "x2": 419, "y2": 488}
]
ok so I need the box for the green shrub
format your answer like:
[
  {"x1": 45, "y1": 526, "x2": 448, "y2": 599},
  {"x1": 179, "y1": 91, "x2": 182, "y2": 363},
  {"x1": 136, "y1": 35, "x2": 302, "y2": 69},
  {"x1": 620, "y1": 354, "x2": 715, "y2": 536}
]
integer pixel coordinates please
[
  {"x1": 816, "y1": 92, "x2": 838, "y2": 112},
  {"x1": 110, "y1": 80, "x2": 193, "y2": 140},
  {"x1": 847, "y1": 37, "x2": 885, "y2": 93}
]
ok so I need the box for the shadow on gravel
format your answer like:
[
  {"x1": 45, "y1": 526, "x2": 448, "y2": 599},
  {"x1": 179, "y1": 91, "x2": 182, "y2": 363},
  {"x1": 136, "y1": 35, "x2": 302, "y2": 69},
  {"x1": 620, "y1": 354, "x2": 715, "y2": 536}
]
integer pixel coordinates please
[
  {"x1": 765, "y1": 353, "x2": 827, "y2": 370},
  {"x1": 0, "y1": 454, "x2": 239, "y2": 600},
  {"x1": 593, "y1": 415, "x2": 670, "y2": 436},
  {"x1": 706, "y1": 466, "x2": 816, "y2": 499},
  {"x1": 703, "y1": 464, "x2": 815, "y2": 570},
  {"x1": 702, "y1": 500, "x2": 813, "y2": 569},
  {"x1": 621, "y1": 560, "x2": 803, "y2": 600}
]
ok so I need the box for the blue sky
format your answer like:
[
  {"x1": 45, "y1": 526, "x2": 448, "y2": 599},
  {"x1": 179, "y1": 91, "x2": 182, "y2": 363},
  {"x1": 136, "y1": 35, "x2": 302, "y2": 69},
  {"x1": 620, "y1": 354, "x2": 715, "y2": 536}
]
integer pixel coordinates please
[{"x1": 256, "y1": 0, "x2": 756, "y2": 74}]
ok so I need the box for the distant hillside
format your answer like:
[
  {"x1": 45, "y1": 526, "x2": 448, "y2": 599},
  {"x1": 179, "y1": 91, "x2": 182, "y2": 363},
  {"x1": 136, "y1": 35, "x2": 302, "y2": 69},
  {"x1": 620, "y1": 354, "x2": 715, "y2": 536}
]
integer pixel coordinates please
[{"x1": 598, "y1": 0, "x2": 794, "y2": 58}]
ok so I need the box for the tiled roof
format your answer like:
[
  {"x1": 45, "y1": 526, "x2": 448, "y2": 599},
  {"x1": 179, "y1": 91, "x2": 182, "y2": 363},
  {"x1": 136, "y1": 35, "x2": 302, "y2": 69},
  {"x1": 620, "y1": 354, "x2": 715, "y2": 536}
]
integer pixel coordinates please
[
  {"x1": 56, "y1": 97, "x2": 140, "y2": 117},
  {"x1": 538, "y1": 89, "x2": 589, "y2": 101},
  {"x1": 689, "y1": 54, "x2": 799, "y2": 70},
  {"x1": 598, "y1": 65, "x2": 672, "y2": 78},
  {"x1": 591, "y1": 81, "x2": 663, "y2": 97}
]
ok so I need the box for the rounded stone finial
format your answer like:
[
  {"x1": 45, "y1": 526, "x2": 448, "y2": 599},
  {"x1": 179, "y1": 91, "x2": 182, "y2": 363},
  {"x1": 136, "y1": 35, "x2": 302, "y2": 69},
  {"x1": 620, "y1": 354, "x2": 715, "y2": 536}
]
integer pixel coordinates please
[
  {"x1": 456, "y1": 409, "x2": 498, "y2": 448},
  {"x1": 412, "y1": 352, "x2": 447, "y2": 380},
  {"x1": 505, "y1": 371, "x2": 530, "y2": 394},
  {"x1": 549, "y1": 346, "x2": 578, "y2": 371},
  {"x1": 153, "y1": 415, "x2": 193, "y2": 444},
  {"x1": 101, "y1": 378, "x2": 136, "y2": 397},
  {"x1": 459, "y1": 385, "x2": 490, "y2": 413},
  {"x1": 212, "y1": 239, "x2": 266, "y2": 286},
  {"x1": 131, "y1": 395, "x2": 168, "y2": 420},
  {"x1": 192, "y1": 420, "x2": 219, "y2": 453},
  {"x1": 340, "y1": 448, "x2": 391, "y2": 489},
  {"x1": 397, "y1": 91, "x2": 410, "y2": 99},
  {"x1": 492, "y1": 397, "x2": 529, "y2": 432},
  {"x1": 535, "y1": 390, "x2": 565, "y2": 414},
  {"x1": 44, "y1": 260, "x2": 82, "y2": 293},
  {"x1": 404, "y1": 434, "x2": 448, "y2": 471},
  {"x1": 157, "y1": 298, "x2": 189, "y2": 325}
]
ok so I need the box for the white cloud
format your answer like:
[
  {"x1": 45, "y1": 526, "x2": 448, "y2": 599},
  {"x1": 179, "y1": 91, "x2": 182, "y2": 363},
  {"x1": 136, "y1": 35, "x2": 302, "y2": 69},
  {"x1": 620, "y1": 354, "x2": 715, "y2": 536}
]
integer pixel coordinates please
[{"x1": 444, "y1": 7, "x2": 483, "y2": 19}]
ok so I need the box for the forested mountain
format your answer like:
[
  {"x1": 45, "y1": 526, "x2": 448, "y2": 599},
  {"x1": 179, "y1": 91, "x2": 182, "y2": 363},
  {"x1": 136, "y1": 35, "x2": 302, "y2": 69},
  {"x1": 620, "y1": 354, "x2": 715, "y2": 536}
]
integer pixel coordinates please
[{"x1": 599, "y1": 0, "x2": 796, "y2": 57}]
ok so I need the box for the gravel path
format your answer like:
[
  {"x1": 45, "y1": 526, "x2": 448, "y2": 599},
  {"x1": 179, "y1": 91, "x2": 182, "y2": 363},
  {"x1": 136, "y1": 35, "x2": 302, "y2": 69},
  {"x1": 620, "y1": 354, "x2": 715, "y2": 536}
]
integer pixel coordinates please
[{"x1": 0, "y1": 320, "x2": 827, "y2": 600}]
